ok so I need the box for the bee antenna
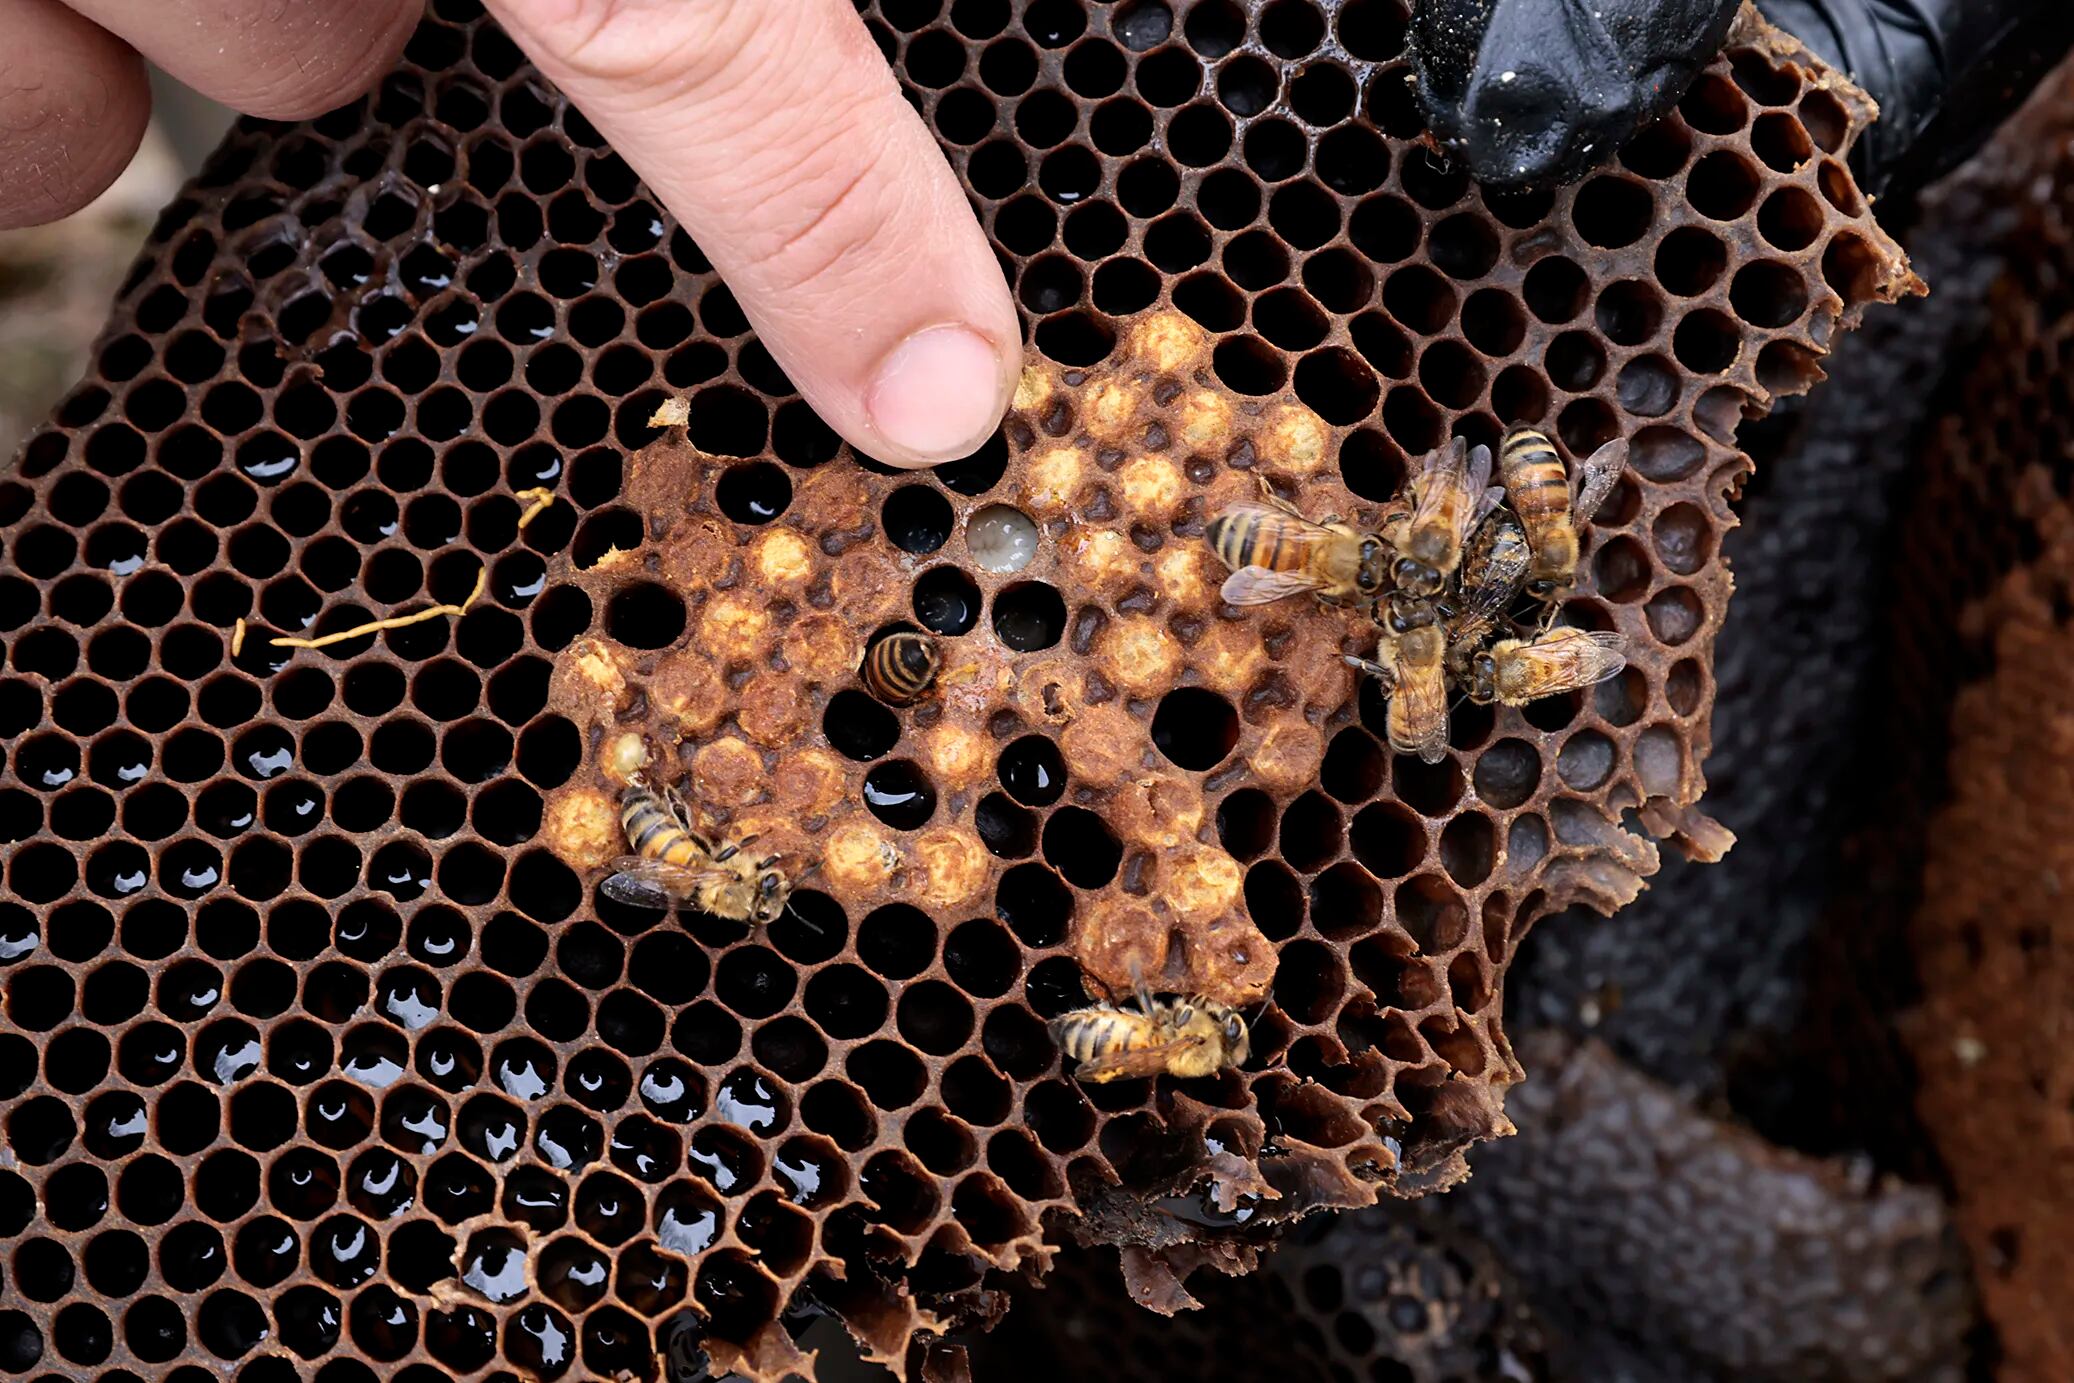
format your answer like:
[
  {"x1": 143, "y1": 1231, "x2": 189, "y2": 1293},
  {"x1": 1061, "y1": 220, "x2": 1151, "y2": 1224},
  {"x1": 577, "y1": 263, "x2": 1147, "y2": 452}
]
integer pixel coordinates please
[{"x1": 779, "y1": 899, "x2": 827, "y2": 935}]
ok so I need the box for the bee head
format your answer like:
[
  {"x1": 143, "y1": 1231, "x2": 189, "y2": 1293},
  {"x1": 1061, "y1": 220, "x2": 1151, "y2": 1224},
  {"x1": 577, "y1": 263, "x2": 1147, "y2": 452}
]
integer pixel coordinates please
[
  {"x1": 1355, "y1": 537, "x2": 1388, "y2": 596},
  {"x1": 1221, "y1": 1011, "x2": 1250, "y2": 1063},
  {"x1": 1468, "y1": 651, "x2": 1499, "y2": 704},
  {"x1": 1526, "y1": 577, "x2": 1558, "y2": 599},
  {"x1": 752, "y1": 870, "x2": 788, "y2": 925},
  {"x1": 1392, "y1": 556, "x2": 1440, "y2": 597},
  {"x1": 1408, "y1": 527, "x2": 1449, "y2": 567},
  {"x1": 1385, "y1": 593, "x2": 1435, "y2": 634}
]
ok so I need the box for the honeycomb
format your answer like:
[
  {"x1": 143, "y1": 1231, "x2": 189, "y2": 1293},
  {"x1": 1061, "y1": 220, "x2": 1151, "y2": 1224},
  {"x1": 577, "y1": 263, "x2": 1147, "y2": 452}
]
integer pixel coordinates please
[
  {"x1": 1853, "y1": 82, "x2": 2074, "y2": 1379},
  {"x1": 1504, "y1": 105, "x2": 2039, "y2": 1134},
  {"x1": 0, "y1": 0, "x2": 1917, "y2": 1375},
  {"x1": 1900, "y1": 532, "x2": 2074, "y2": 1382},
  {"x1": 971, "y1": 1203, "x2": 1550, "y2": 1383},
  {"x1": 1444, "y1": 1034, "x2": 1971, "y2": 1382},
  {"x1": 983, "y1": 1040, "x2": 1968, "y2": 1383}
]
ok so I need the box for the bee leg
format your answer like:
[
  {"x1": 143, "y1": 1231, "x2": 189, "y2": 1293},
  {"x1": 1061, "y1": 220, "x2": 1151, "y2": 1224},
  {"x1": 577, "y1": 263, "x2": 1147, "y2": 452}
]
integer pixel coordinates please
[
  {"x1": 1127, "y1": 960, "x2": 1156, "y2": 1018},
  {"x1": 662, "y1": 784, "x2": 696, "y2": 830},
  {"x1": 1343, "y1": 654, "x2": 1397, "y2": 691},
  {"x1": 1252, "y1": 474, "x2": 1305, "y2": 518},
  {"x1": 1081, "y1": 968, "x2": 1122, "y2": 1007}
]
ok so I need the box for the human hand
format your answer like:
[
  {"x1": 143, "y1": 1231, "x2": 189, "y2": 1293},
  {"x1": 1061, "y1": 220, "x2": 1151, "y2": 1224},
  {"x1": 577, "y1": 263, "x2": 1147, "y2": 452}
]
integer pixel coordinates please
[
  {"x1": 0, "y1": 0, "x2": 1020, "y2": 469},
  {"x1": 1411, "y1": 0, "x2": 2074, "y2": 200}
]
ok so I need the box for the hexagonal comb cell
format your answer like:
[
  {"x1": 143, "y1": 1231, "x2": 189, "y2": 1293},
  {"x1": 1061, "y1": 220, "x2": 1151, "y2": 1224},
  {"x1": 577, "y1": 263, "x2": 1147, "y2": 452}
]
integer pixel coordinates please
[
  {"x1": 1855, "y1": 90, "x2": 2074, "y2": 1380},
  {"x1": 0, "y1": 0, "x2": 1915, "y2": 1376}
]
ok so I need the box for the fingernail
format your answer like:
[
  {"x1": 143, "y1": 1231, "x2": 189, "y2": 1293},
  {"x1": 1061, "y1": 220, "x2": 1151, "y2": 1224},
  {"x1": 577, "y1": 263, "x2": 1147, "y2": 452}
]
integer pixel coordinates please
[{"x1": 865, "y1": 325, "x2": 1006, "y2": 463}]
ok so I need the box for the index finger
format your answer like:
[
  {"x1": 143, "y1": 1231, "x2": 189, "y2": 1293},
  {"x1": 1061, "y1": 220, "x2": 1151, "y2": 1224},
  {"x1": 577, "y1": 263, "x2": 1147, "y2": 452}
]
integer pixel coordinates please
[{"x1": 487, "y1": 0, "x2": 1023, "y2": 469}]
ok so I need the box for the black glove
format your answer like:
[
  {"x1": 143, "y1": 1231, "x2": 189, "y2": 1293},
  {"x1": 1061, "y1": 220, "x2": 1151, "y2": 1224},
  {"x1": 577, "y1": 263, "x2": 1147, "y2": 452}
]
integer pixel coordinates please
[{"x1": 1412, "y1": 0, "x2": 2074, "y2": 200}]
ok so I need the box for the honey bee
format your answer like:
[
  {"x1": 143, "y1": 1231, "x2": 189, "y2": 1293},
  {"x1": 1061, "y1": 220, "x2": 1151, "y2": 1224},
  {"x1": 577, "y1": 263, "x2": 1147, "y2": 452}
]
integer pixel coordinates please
[
  {"x1": 1497, "y1": 426, "x2": 1628, "y2": 599},
  {"x1": 1206, "y1": 487, "x2": 1389, "y2": 608},
  {"x1": 1464, "y1": 626, "x2": 1629, "y2": 705},
  {"x1": 1052, "y1": 977, "x2": 1251, "y2": 1082},
  {"x1": 1445, "y1": 509, "x2": 1532, "y2": 673},
  {"x1": 860, "y1": 630, "x2": 941, "y2": 706},
  {"x1": 600, "y1": 780, "x2": 791, "y2": 925},
  {"x1": 1382, "y1": 437, "x2": 1499, "y2": 597},
  {"x1": 1345, "y1": 622, "x2": 1451, "y2": 764}
]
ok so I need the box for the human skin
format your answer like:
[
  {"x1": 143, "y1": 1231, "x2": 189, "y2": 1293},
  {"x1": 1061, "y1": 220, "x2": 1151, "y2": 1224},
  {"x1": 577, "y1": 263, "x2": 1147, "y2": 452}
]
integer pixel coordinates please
[{"x1": 0, "y1": 0, "x2": 1020, "y2": 469}]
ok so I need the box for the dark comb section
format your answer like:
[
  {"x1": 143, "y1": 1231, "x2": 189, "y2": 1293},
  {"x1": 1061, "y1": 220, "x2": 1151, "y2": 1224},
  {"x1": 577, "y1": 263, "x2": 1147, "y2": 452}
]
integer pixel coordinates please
[{"x1": 0, "y1": 0, "x2": 1913, "y2": 1377}]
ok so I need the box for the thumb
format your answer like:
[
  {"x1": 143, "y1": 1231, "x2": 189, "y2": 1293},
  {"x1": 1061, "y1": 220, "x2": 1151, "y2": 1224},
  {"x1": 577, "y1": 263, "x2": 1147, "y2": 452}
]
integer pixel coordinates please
[{"x1": 486, "y1": 0, "x2": 1021, "y2": 469}]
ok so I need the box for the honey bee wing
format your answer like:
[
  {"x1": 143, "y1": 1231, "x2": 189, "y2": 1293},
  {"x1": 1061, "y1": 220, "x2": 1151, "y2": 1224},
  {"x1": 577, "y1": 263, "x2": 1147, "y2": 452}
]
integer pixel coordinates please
[
  {"x1": 1465, "y1": 441, "x2": 1494, "y2": 494},
  {"x1": 1409, "y1": 436, "x2": 1466, "y2": 503},
  {"x1": 600, "y1": 857, "x2": 701, "y2": 910},
  {"x1": 1452, "y1": 532, "x2": 1530, "y2": 628},
  {"x1": 1214, "y1": 501, "x2": 1327, "y2": 537},
  {"x1": 1074, "y1": 1035, "x2": 1207, "y2": 1082},
  {"x1": 1220, "y1": 565, "x2": 1326, "y2": 605},
  {"x1": 1518, "y1": 630, "x2": 1630, "y2": 695},
  {"x1": 1401, "y1": 665, "x2": 1453, "y2": 764},
  {"x1": 1573, "y1": 629, "x2": 1631, "y2": 681},
  {"x1": 1473, "y1": 484, "x2": 1507, "y2": 525},
  {"x1": 1571, "y1": 438, "x2": 1629, "y2": 521},
  {"x1": 1410, "y1": 437, "x2": 1483, "y2": 552}
]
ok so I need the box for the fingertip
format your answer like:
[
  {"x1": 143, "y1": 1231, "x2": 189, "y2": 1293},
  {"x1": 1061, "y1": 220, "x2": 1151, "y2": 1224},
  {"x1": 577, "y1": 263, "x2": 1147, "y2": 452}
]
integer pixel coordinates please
[
  {"x1": 228, "y1": 6, "x2": 419, "y2": 122},
  {"x1": 64, "y1": 0, "x2": 422, "y2": 124},
  {"x1": 0, "y1": 0, "x2": 150, "y2": 231},
  {"x1": 861, "y1": 324, "x2": 1022, "y2": 469}
]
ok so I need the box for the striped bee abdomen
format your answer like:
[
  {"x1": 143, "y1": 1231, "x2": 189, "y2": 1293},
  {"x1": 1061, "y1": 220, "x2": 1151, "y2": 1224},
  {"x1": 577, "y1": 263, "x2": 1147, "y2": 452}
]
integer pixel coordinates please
[
  {"x1": 1498, "y1": 425, "x2": 1581, "y2": 582},
  {"x1": 1053, "y1": 1008, "x2": 1153, "y2": 1063},
  {"x1": 1209, "y1": 508, "x2": 1287, "y2": 573},
  {"x1": 861, "y1": 631, "x2": 941, "y2": 705},
  {"x1": 1498, "y1": 428, "x2": 1567, "y2": 514},
  {"x1": 621, "y1": 788, "x2": 705, "y2": 868}
]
